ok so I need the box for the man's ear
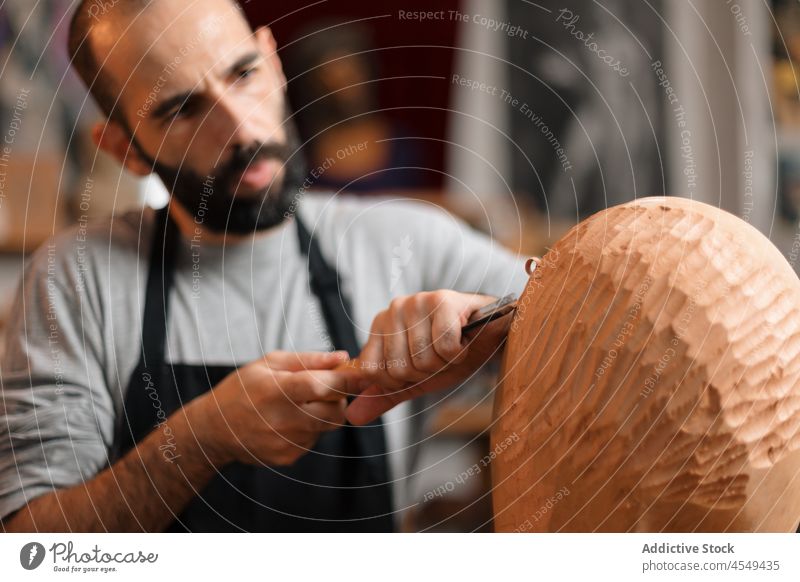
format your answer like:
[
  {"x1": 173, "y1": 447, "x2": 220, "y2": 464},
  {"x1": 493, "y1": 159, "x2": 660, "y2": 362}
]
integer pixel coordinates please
[
  {"x1": 254, "y1": 26, "x2": 287, "y2": 90},
  {"x1": 91, "y1": 121, "x2": 153, "y2": 176}
]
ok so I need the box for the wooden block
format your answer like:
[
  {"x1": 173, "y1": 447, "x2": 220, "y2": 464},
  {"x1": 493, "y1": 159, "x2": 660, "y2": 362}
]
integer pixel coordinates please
[{"x1": 492, "y1": 197, "x2": 800, "y2": 532}]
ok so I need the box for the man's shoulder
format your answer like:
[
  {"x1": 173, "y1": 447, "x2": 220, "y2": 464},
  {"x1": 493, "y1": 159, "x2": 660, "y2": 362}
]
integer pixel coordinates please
[
  {"x1": 25, "y1": 207, "x2": 153, "y2": 285},
  {"x1": 297, "y1": 193, "x2": 455, "y2": 239}
]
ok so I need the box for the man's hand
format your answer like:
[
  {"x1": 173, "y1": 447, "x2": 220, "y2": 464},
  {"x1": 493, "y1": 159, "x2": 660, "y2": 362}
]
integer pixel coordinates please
[
  {"x1": 3, "y1": 350, "x2": 364, "y2": 533},
  {"x1": 188, "y1": 350, "x2": 364, "y2": 467},
  {"x1": 345, "y1": 290, "x2": 512, "y2": 426}
]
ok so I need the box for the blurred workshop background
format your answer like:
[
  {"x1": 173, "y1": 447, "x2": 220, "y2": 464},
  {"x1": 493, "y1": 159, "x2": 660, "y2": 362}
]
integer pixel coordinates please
[{"x1": 1, "y1": 0, "x2": 800, "y2": 531}]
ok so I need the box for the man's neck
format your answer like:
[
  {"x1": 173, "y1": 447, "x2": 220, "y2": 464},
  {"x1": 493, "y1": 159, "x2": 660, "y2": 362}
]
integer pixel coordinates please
[{"x1": 167, "y1": 201, "x2": 287, "y2": 245}]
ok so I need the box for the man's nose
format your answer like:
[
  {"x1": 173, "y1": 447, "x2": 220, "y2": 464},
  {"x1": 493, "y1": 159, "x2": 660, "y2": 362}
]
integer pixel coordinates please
[{"x1": 207, "y1": 93, "x2": 263, "y2": 149}]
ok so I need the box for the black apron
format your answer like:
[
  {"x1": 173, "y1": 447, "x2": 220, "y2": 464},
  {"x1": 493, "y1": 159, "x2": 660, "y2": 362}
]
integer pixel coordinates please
[{"x1": 115, "y1": 206, "x2": 394, "y2": 532}]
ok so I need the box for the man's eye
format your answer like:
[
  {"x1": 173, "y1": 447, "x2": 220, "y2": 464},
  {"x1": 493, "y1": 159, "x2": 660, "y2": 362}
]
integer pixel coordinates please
[
  {"x1": 236, "y1": 67, "x2": 258, "y2": 81},
  {"x1": 167, "y1": 101, "x2": 193, "y2": 121}
]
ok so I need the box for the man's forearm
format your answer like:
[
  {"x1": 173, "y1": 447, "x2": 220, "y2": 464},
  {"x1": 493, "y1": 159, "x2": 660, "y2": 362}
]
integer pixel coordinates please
[{"x1": 3, "y1": 400, "x2": 221, "y2": 532}]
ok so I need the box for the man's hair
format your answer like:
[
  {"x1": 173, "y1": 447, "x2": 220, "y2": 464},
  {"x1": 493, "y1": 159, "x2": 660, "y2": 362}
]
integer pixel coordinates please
[
  {"x1": 67, "y1": 0, "x2": 154, "y2": 124},
  {"x1": 67, "y1": 0, "x2": 241, "y2": 125}
]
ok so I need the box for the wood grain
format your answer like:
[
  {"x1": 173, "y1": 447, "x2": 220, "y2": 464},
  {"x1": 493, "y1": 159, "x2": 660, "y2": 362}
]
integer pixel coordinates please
[{"x1": 491, "y1": 197, "x2": 800, "y2": 532}]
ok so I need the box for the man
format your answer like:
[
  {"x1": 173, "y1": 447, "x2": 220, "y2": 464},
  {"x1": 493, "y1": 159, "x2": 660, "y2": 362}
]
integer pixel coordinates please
[{"x1": 0, "y1": 0, "x2": 527, "y2": 532}]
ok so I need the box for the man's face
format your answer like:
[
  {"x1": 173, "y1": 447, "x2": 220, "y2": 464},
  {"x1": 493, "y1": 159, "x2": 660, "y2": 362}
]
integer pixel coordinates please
[{"x1": 97, "y1": 0, "x2": 304, "y2": 233}]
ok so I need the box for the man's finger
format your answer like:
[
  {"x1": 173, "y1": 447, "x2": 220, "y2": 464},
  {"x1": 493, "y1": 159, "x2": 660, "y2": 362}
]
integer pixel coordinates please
[
  {"x1": 264, "y1": 350, "x2": 350, "y2": 372},
  {"x1": 344, "y1": 385, "x2": 399, "y2": 426},
  {"x1": 345, "y1": 383, "x2": 427, "y2": 426},
  {"x1": 359, "y1": 321, "x2": 406, "y2": 390},
  {"x1": 430, "y1": 300, "x2": 468, "y2": 363},
  {"x1": 405, "y1": 309, "x2": 448, "y2": 374},
  {"x1": 383, "y1": 309, "x2": 427, "y2": 382},
  {"x1": 431, "y1": 294, "x2": 496, "y2": 363},
  {"x1": 300, "y1": 399, "x2": 348, "y2": 430},
  {"x1": 284, "y1": 368, "x2": 365, "y2": 402}
]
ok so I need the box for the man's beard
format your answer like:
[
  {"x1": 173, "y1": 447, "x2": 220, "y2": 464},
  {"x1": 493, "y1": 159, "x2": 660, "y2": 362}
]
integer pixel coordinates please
[{"x1": 134, "y1": 118, "x2": 307, "y2": 235}]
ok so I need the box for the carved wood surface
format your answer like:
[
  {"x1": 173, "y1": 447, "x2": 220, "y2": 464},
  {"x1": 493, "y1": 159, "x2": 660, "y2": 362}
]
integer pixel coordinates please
[{"x1": 492, "y1": 197, "x2": 800, "y2": 532}]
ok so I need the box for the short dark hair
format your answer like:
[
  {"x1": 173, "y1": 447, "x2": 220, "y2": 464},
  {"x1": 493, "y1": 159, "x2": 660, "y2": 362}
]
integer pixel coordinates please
[
  {"x1": 67, "y1": 0, "x2": 154, "y2": 124},
  {"x1": 67, "y1": 0, "x2": 241, "y2": 125}
]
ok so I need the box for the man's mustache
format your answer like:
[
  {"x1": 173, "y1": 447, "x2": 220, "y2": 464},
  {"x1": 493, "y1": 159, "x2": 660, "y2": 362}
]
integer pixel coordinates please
[{"x1": 216, "y1": 141, "x2": 295, "y2": 183}]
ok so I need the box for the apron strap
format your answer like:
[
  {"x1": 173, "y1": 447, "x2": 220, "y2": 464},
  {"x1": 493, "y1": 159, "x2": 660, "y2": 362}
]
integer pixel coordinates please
[
  {"x1": 139, "y1": 205, "x2": 177, "y2": 368},
  {"x1": 139, "y1": 207, "x2": 359, "y2": 364},
  {"x1": 293, "y1": 211, "x2": 393, "y2": 524},
  {"x1": 114, "y1": 205, "x2": 175, "y2": 460},
  {"x1": 121, "y1": 204, "x2": 393, "y2": 529},
  {"x1": 294, "y1": 214, "x2": 360, "y2": 358}
]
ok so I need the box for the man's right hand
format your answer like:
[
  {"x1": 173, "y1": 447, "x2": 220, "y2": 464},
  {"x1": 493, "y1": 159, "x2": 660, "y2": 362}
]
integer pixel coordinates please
[{"x1": 187, "y1": 350, "x2": 365, "y2": 468}]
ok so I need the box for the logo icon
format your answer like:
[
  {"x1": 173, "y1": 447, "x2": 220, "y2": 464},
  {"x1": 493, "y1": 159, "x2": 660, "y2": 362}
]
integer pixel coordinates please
[
  {"x1": 390, "y1": 234, "x2": 413, "y2": 291},
  {"x1": 20, "y1": 542, "x2": 46, "y2": 570}
]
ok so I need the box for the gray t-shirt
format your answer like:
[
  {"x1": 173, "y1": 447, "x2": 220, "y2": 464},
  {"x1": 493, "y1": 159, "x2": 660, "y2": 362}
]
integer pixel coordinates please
[{"x1": 0, "y1": 193, "x2": 528, "y2": 521}]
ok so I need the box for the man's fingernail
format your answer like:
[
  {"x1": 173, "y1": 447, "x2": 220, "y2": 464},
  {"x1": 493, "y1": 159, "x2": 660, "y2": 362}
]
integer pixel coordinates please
[{"x1": 358, "y1": 379, "x2": 372, "y2": 391}]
